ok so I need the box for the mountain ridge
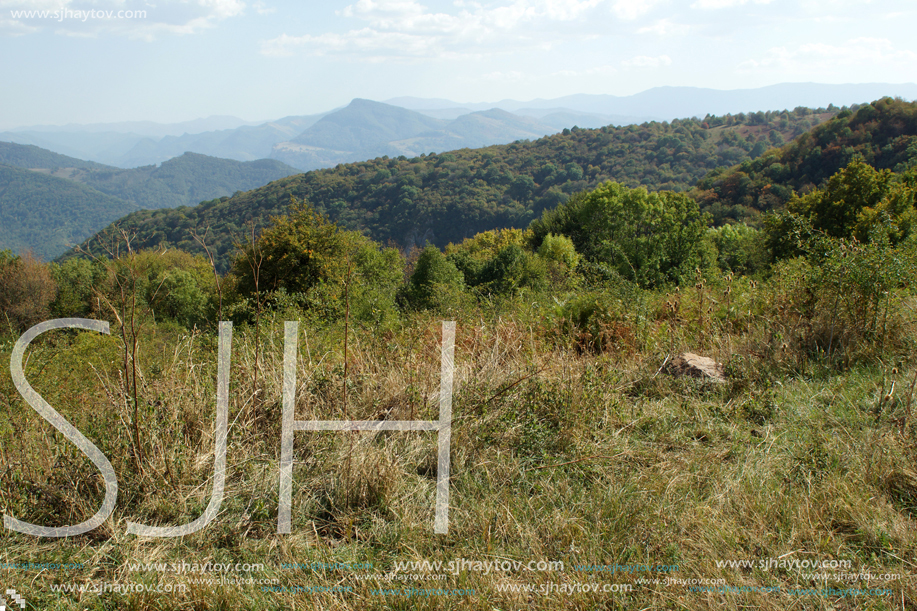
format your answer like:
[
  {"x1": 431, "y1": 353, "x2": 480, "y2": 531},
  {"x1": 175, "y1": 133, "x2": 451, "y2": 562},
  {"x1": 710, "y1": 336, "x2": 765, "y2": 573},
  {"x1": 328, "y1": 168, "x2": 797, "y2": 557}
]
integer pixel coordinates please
[
  {"x1": 6, "y1": 83, "x2": 913, "y2": 169},
  {"x1": 68, "y1": 103, "x2": 840, "y2": 271},
  {"x1": 387, "y1": 83, "x2": 917, "y2": 118},
  {"x1": 0, "y1": 143, "x2": 301, "y2": 259},
  {"x1": 271, "y1": 100, "x2": 564, "y2": 170}
]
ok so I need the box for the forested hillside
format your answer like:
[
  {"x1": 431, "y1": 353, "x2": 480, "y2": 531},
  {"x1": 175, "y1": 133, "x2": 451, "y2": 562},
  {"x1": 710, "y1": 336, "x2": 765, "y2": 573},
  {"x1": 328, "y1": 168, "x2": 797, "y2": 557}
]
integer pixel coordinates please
[
  {"x1": 73, "y1": 106, "x2": 834, "y2": 271},
  {"x1": 0, "y1": 141, "x2": 109, "y2": 171},
  {"x1": 695, "y1": 97, "x2": 917, "y2": 223},
  {"x1": 0, "y1": 165, "x2": 138, "y2": 260},
  {"x1": 78, "y1": 152, "x2": 300, "y2": 210},
  {"x1": 0, "y1": 145, "x2": 301, "y2": 210},
  {"x1": 0, "y1": 143, "x2": 300, "y2": 259}
]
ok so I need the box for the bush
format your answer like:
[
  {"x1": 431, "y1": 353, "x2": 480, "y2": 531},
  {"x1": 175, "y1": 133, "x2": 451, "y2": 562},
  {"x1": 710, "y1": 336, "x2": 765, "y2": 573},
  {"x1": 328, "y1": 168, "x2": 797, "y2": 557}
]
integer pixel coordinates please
[
  {"x1": 348, "y1": 240, "x2": 404, "y2": 326},
  {"x1": 0, "y1": 250, "x2": 57, "y2": 333},
  {"x1": 474, "y1": 244, "x2": 547, "y2": 296},
  {"x1": 554, "y1": 285, "x2": 648, "y2": 354},
  {"x1": 150, "y1": 268, "x2": 208, "y2": 328},
  {"x1": 50, "y1": 257, "x2": 108, "y2": 319},
  {"x1": 398, "y1": 245, "x2": 465, "y2": 311},
  {"x1": 537, "y1": 233, "x2": 581, "y2": 270},
  {"x1": 765, "y1": 160, "x2": 917, "y2": 260},
  {"x1": 708, "y1": 224, "x2": 770, "y2": 276},
  {"x1": 529, "y1": 181, "x2": 711, "y2": 287},
  {"x1": 765, "y1": 232, "x2": 917, "y2": 365},
  {"x1": 230, "y1": 198, "x2": 404, "y2": 322}
]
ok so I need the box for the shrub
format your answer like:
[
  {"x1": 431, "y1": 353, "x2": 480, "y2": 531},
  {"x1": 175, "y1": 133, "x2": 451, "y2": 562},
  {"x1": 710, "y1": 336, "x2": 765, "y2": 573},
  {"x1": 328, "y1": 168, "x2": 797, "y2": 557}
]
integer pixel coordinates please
[
  {"x1": 398, "y1": 245, "x2": 466, "y2": 311},
  {"x1": 537, "y1": 233, "x2": 581, "y2": 270},
  {"x1": 0, "y1": 250, "x2": 57, "y2": 333},
  {"x1": 554, "y1": 286, "x2": 647, "y2": 354},
  {"x1": 445, "y1": 228, "x2": 526, "y2": 262},
  {"x1": 765, "y1": 160, "x2": 917, "y2": 259},
  {"x1": 764, "y1": 232, "x2": 917, "y2": 365},
  {"x1": 150, "y1": 268, "x2": 208, "y2": 328},
  {"x1": 707, "y1": 223, "x2": 770, "y2": 276},
  {"x1": 528, "y1": 181, "x2": 711, "y2": 287},
  {"x1": 474, "y1": 244, "x2": 547, "y2": 296},
  {"x1": 50, "y1": 257, "x2": 108, "y2": 319},
  {"x1": 230, "y1": 198, "x2": 404, "y2": 322}
]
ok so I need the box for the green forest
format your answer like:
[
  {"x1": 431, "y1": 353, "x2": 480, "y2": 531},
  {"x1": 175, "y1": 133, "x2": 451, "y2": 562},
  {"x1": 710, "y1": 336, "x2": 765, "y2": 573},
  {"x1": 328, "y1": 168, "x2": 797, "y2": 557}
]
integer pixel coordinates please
[
  {"x1": 72, "y1": 105, "x2": 838, "y2": 272},
  {"x1": 695, "y1": 97, "x2": 917, "y2": 222},
  {"x1": 78, "y1": 153, "x2": 299, "y2": 210},
  {"x1": 0, "y1": 145, "x2": 299, "y2": 260},
  {"x1": 0, "y1": 141, "x2": 109, "y2": 171},
  {"x1": 0, "y1": 164, "x2": 140, "y2": 260}
]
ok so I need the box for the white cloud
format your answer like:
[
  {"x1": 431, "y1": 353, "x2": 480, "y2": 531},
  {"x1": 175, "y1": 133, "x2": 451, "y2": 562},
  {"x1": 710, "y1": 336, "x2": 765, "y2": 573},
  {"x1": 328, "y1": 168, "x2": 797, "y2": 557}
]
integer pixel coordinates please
[
  {"x1": 0, "y1": 0, "x2": 72, "y2": 7},
  {"x1": 252, "y1": 1, "x2": 275, "y2": 15},
  {"x1": 200, "y1": 0, "x2": 245, "y2": 20},
  {"x1": 0, "y1": 16, "x2": 37, "y2": 35},
  {"x1": 691, "y1": 0, "x2": 773, "y2": 8},
  {"x1": 621, "y1": 54, "x2": 672, "y2": 67},
  {"x1": 551, "y1": 64, "x2": 618, "y2": 77},
  {"x1": 739, "y1": 37, "x2": 917, "y2": 73},
  {"x1": 481, "y1": 69, "x2": 529, "y2": 81},
  {"x1": 262, "y1": 0, "x2": 614, "y2": 60},
  {"x1": 636, "y1": 18, "x2": 691, "y2": 36},
  {"x1": 612, "y1": 0, "x2": 662, "y2": 20},
  {"x1": 262, "y1": 28, "x2": 451, "y2": 59}
]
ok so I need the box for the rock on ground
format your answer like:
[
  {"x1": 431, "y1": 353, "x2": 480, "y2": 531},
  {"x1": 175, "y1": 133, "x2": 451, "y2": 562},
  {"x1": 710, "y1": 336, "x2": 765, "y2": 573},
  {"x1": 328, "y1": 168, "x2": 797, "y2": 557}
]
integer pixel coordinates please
[{"x1": 664, "y1": 352, "x2": 726, "y2": 382}]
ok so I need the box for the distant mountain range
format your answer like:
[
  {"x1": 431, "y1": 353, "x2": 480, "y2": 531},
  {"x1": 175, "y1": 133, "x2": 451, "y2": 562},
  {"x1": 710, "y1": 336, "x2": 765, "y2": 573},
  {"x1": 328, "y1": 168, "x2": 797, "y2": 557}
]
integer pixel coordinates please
[
  {"x1": 3, "y1": 83, "x2": 914, "y2": 170},
  {"x1": 0, "y1": 114, "x2": 329, "y2": 170},
  {"x1": 269, "y1": 100, "x2": 572, "y2": 170},
  {"x1": 0, "y1": 142, "x2": 299, "y2": 259},
  {"x1": 387, "y1": 82, "x2": 917, "y2": 119}
]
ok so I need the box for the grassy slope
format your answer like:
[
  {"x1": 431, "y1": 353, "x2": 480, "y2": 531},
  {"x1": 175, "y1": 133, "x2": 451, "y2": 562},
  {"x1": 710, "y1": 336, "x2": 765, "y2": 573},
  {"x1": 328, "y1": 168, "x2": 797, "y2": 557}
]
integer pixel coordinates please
[{"x1": 0, "y1": 276, "x2": 914, "y2": 610}]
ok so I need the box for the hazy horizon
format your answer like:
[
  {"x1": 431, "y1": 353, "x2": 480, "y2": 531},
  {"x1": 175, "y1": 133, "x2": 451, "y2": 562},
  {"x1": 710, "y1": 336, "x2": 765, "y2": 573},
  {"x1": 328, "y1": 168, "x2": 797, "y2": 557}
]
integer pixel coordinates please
[
  {"x1": 3, "y1": 81, "x2": 917, "y2": 134},
  {"x1": 2, "y1": 0, "x2": 916, "y2": 129}
]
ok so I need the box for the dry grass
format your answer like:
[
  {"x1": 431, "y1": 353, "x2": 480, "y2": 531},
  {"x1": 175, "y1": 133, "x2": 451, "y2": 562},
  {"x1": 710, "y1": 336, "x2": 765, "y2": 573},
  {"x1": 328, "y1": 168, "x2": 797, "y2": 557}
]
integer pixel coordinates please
[{"x1": 1, "y1": 292, "x2": 916, "y2": 609}]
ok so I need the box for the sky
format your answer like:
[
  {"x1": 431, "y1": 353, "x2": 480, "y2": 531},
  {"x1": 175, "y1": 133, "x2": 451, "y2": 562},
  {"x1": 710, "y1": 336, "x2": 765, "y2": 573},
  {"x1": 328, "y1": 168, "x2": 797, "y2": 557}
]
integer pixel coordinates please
[{"x1": 1, "y1": 0, "x2": 916, "y2": 128}]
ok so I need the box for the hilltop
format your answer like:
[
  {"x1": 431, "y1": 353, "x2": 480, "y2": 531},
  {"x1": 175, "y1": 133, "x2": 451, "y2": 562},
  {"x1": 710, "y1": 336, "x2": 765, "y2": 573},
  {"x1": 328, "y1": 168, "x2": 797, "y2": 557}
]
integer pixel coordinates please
[
  {"x1": 694, "y1": 97, "x2": 917, "y2": 222},
  {"x1": 271, "y1": 100, "x2": 565, "y2": 170}
]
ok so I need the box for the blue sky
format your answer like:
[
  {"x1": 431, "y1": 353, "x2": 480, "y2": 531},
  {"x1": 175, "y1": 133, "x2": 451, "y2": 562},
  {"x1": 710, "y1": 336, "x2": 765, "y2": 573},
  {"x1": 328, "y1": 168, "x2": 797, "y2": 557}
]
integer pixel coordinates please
[{"x1": 1, "y1": 0, "x2": 916, "y2": 128}]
